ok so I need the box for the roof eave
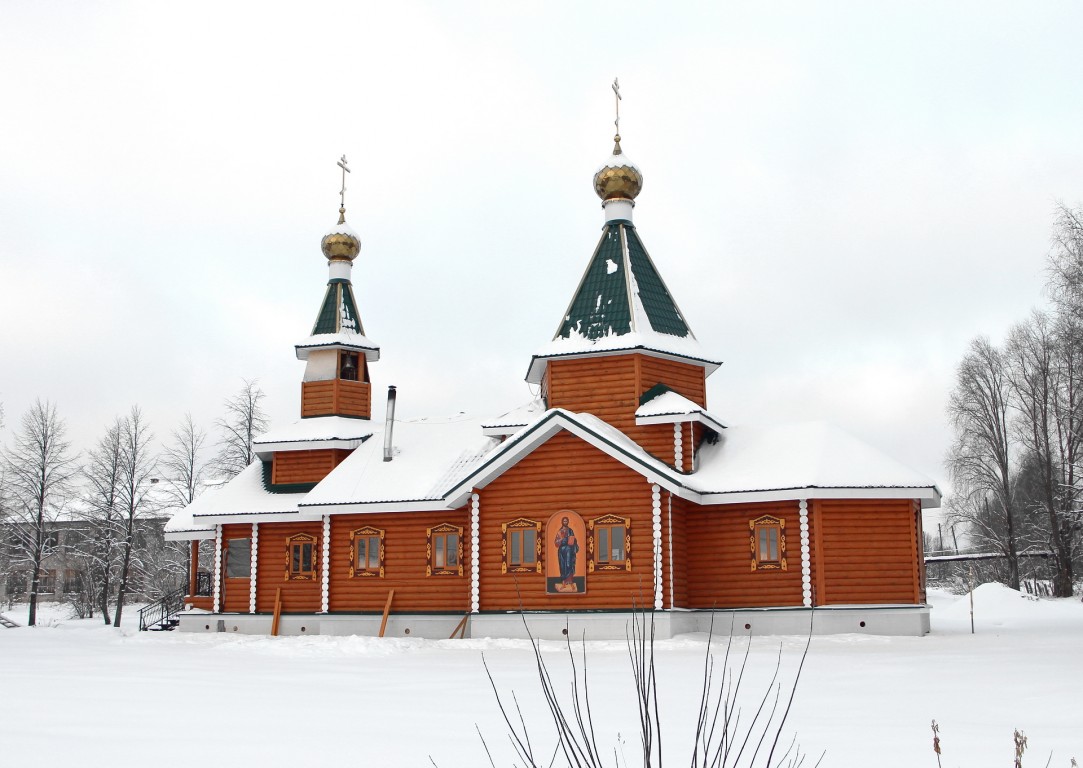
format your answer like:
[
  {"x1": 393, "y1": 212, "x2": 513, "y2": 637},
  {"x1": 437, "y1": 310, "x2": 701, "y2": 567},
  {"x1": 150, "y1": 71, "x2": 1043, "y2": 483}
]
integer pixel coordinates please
[{"x1": 525, "y1": 346, "x2": 722, "y2": 385}]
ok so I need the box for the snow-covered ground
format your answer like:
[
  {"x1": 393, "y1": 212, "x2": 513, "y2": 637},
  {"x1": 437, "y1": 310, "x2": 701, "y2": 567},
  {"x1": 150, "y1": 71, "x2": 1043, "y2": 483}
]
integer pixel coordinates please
[{"x1": 1, "y1": 586, "x2": 1079, "y2": 766}]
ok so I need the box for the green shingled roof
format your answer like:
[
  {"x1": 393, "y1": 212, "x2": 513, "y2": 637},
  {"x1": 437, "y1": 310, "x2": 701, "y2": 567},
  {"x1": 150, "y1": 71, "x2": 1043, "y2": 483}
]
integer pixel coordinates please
[
  {"x1": 556, "y1": 222, "x2": 691, "y2": 341},
  {"x1": 311, "y1": 280, "x2": 365, "y2": 336}
]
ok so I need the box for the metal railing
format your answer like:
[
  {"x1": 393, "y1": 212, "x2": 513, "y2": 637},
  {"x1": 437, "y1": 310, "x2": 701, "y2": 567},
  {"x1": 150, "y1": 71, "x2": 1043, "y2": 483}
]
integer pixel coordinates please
[
  {"x1": 138, "y1": 585, "x2": 187, "y2": 631},
  {"x1": 194, "y1": 571, "x2": 212, "y2": 596}
]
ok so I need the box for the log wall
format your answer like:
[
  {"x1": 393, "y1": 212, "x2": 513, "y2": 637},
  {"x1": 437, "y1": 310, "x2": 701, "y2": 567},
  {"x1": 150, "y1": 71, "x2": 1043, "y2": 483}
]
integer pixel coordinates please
[
  {"x1": 301, "y1": 378, "x2": 371, "y2": 419},
  {"x1": 326, "y1": 510, "x2": 471, "y2": 613},
  {"x1": 477, "y1": 430, "x2": 658, "y2": 610},
  {"x1": 547, "y1": 353, "x2": 708, "y2": 470},
  {"x1": 810, "y1": 499, "x2": 921, "y2": 605},
  {"x1": 271, "y1": 449, "x2": 351, "y2": 485},
  {"x1": 682, "y1": 501, "x2": 804, "y2": 608},
  {"x1": 220, "y1": 525, "x2": 252, "y2": 613},
  {"x1": 252, "y1": 521, "x2": 324, "y2": 614}
]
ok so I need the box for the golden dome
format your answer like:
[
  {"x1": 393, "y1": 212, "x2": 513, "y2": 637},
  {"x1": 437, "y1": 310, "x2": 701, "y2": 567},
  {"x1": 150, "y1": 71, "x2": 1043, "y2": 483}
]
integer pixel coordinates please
[
  {"x1": 321, "y1": 207, "x2": 361, "y2": 262},
  {"x1": 593, "y1": 135, "x2": 643, "y2": 201}
]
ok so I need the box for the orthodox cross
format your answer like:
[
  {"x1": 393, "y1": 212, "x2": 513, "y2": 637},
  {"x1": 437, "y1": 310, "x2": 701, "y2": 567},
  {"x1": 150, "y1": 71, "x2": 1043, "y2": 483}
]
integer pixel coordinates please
[
  {"x1": 337, "y1": 154, "x2": 351, "y2": 208},
  {"x1": 611, "y1": 78, "x2": 622, "y2": 136}
]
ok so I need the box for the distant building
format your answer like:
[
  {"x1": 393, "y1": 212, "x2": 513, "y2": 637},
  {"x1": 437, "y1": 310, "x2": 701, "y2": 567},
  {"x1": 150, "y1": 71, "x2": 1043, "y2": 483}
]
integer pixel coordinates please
[{"x1": 166, "y1": 121, "x2": 939, "y2": 638}]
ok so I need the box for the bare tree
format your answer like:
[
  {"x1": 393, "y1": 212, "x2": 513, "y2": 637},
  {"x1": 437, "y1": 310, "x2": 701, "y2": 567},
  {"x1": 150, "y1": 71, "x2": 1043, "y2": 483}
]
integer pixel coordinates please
[
  {"x1": 946, "y1": 337, "x2": 1022, "y2": 588},
  {"x1": 112, "y1": 406, "x2": 157, "y2": 627},
  {"x1": 1005, "y1": 312, "x2": 1079, "y2": 596},
  {"x1": 83, "y1": 417, "x2": 124, "y2": 624},
  {"x1": 160, "y1": 413, "x2": 209, "y2": 507},
  {"x1": 2, "y1": 400, "x2": 79, "y2": 626},
  {"x1": 213, "y1": 379, "x2": 268, "y2": 480}
]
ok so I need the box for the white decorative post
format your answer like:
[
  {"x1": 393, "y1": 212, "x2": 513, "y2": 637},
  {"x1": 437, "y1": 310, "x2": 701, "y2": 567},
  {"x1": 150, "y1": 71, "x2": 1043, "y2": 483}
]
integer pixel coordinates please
[
  {"x1": 249, "y1": 523, "x2": 259, "y2": 614},
  {"x1": 673, "y1": 423, "x2": 683, "y2": 471},
  {"x1": 321, "y1": 515, "x2": 331, "y2": 614},
  {"x1": 212, "y1": 524, "x2": 223, "y2": 614},
  {"x1": 799, "y1": 500, "x2": 812, "y2": 608},
  {"x1": 470, "y1": 493, "x2": 481, "y2": 614},
  {"x1": 651, "y1": 483, "x2": 663, "y2": 610}
]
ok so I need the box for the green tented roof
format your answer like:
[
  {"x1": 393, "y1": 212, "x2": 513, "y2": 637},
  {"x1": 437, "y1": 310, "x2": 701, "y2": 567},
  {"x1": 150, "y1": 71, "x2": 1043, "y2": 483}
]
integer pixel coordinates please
[
  {"x1": 311, "y1": 281, "x2": 365, "y2": 336},
  {"x1": 556, "y1": 222, "x2": 691, "y2": 341}
]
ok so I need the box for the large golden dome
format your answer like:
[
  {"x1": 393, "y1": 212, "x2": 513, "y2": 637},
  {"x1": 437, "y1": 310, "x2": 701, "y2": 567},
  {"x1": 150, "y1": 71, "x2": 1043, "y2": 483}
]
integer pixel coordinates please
[
  {"x1": 593, "y1": 136, "x2": 643, "y2": 201},
  {"x1": 321, "y1": 207, "x2": 361, "y2": 262}
]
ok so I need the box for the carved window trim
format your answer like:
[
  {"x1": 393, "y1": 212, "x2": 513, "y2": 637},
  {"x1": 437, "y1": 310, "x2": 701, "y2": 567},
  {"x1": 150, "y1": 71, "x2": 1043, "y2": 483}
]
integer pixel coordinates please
[
  {"x1": 587, "y1": 514, "x2": 632, "y2": 572},
  {"x1": 427, "y1": 523, "x2": 464, "y2": 577},
  {"x1": 750, "y1": 515, "x2": 787, "y2": 572},
  {"x1": 501, "y1": 518, "x2": 542, "y2": 574},
  {"x1": 349, "y1": 526, "x2": 385, "y2": 578},
  {"x1": 286, "y1": 533, "x2": 319, "y2": 581}
]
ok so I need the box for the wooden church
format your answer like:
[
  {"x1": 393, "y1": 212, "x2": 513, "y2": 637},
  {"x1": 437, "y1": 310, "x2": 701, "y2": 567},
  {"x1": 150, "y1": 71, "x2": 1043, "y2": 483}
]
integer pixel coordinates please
[{"x1": 166, "y1": 112, "x2": 940, "y2": 639}]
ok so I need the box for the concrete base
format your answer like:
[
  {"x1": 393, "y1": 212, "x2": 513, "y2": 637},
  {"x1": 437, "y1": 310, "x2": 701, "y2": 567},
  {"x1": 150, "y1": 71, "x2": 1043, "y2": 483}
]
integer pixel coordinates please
[{"x1": 176, "y1": 604, "x2": 930, "y2": 639}]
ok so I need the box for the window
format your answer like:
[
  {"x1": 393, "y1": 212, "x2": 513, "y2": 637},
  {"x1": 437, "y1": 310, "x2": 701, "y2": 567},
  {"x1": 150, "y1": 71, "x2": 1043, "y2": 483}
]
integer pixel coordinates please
[
  {"x1": 225, "y1": 538, "x2": 252, "y2": 578},
  {"x1": 749, "y1": 515, "x2": 787, "y2": 571},
  {"x1": 286, "y1": 533, "x2": 318, "y2": 580},
  {"x1": 350, "y1": 526, "x2": 384, "y2": 577},
  {"x1": 37, "y1": 570, "x2": 56, "y2": 593},
  {"x1": 588, "y1": 515, "x2": 632, "y2": 572},
  {"x1": 339, "y1": 350, "x2": 360, "y2": 381},
  {"x1": 427, "y1": 523, "x2": 464, "y2": 577},
  {"x1": 501, "y1": 518, "x2": 541, "y2": 574}
]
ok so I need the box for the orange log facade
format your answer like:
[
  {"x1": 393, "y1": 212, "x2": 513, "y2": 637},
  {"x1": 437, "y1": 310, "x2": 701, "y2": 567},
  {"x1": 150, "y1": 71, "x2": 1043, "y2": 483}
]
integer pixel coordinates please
[{"x1": 301, "y1": 378, "x2": 371, "y2": 418}]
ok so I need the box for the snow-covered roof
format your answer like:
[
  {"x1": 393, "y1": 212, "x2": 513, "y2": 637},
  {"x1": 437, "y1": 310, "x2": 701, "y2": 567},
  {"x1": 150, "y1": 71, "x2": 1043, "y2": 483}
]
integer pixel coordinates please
[
  {"x1": 634, "y1": 389, "x2": 728, "y2": 432},
  {"x1": 167, "y1": 411, "x2": 940, "y2": 535},
  {"x1": 299, "y1": 415, "x2": 500, "y2": 510},
  {"x1": 295, "y1": 332, "x2": 380, "y2": 361},
  {"x1": 690, "y1": 421, "x2": 940, "y2": 504},
  {"x1": 184, "y1": 463, "x2": 306, "y2": 525},
  {"x1": 480, "y1": 398, "x2": 548, "y2": 436},
  {"x1": 254, "y1": 415, "x2": 375, "y2": 454}
]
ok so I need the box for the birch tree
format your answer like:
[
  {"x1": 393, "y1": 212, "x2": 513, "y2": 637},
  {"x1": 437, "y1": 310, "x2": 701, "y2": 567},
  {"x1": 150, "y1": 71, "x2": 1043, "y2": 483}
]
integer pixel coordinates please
[
  {"x1": 2, "y1": 400, "x2": 78, "y2": 626},
  {"x1": 213, "y1": 379, "x2": 268, "y2": 479}
]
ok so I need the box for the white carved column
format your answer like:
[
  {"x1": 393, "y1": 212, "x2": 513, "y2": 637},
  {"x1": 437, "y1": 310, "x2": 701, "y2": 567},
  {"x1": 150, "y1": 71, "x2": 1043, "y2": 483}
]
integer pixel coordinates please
[
  {"x1": 651, "y1": 483, "x2": 663, "y2": 610},
  {"x1": 673, "y1": 423, "x2": 682, "y2": 471},
  {"x1": 320, "y1": 515, "x2": 331, "y2": 614},
  {"x1": 212, "y1": 524, "x2": 222, "y2": 614},
  {"x1": 470, "y1": 493, "x2": 481, "y2": 614},
  {"x1": 249, "y1": 523, "x2": 259, "y2": 614},
  {"x1": 799, "y1": 500, "x2": 812, "y2": 607}
]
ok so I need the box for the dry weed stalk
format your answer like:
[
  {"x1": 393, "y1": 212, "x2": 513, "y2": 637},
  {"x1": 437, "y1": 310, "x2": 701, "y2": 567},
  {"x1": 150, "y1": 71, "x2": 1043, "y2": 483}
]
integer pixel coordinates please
[
  {"x1": 931, "y1": 720, "x2": 941, "y2": 768},
  {"x1": 479, "y1": 607, "x2": 818, "y2": 768}
]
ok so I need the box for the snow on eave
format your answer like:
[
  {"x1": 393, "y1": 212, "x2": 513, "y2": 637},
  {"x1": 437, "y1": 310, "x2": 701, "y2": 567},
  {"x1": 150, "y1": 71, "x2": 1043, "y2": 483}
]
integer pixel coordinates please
[
  {"x1": 254, "y1": 416, "x2": 375, "y2": 454},
  {"x1": 181, "y1": 463, "x2": 307, "y2": 525},
  {"x1": 295, "y1": 332, "x2": 381, "y2": 362},
  {"x1": 687, "y1": 421, "x2": 942, "y2": 508},
  {"x1": 444, "y1": 408, "x2": 692, "y2": 508},
  {"x1": 634, "y1": 390, "x2": 728, "y2": 431},
  {"x1": 525, "y1": 340, "x2": 722, "y2": 384},
  {"x1": 480, "y1": 398, "x2": 548, "y2": 436}
]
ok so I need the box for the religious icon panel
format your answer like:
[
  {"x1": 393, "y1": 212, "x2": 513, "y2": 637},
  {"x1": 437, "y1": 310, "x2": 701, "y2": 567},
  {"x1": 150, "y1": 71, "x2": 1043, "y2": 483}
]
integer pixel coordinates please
[{"x1": 545, "y1": 509, "x2": 586, "y2": 595}]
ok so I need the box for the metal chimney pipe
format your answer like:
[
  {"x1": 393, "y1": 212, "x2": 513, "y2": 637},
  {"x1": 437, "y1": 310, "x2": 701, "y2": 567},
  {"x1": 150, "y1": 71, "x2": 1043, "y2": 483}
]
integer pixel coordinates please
[{"x1": 383, "y1": 385, "x2": 397, "y2": 462}]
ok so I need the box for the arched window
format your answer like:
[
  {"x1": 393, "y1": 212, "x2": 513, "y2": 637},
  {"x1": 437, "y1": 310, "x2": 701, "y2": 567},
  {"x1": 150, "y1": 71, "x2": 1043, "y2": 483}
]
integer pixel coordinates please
[{"x1": 749, "y1": 516, "x2": 787, "y2": 571}]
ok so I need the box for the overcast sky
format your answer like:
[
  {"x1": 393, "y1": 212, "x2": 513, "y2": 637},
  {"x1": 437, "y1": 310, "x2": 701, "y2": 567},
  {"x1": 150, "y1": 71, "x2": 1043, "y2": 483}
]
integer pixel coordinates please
[{"x1": 2, "y1": 2, "x2": 1081, "y2": 510}]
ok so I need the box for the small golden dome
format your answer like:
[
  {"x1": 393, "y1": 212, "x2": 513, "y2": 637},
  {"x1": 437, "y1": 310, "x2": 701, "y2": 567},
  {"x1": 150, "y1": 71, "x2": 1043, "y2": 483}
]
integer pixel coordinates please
[
  {"x1": 593, "y1": 135, "x2": 643, "y2": 201},
  {"x1": 321, "y1": 207, "x2": 361, "y2": 262}
]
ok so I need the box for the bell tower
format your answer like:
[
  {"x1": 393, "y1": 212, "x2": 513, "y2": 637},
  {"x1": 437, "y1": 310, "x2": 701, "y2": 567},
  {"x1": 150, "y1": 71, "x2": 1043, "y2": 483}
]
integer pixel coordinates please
[
  {"x1": 296, "y1": 155, "x2": 380, "y2": 419},
  {"x1": 525, "y1": 82, "x2": 721, "y2": 467}
]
